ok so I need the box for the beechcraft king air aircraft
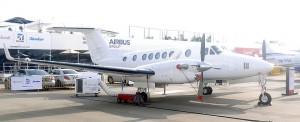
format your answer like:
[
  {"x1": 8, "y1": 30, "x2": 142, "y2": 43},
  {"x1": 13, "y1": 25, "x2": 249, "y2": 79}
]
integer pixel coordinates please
[{"x1": 3, "y1": 27, "x2": 274, "y2": 105}]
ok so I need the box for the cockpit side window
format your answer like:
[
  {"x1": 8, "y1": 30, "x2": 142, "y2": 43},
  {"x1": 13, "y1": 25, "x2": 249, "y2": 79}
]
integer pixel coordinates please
[{"x1": 211, "y1": 45, "x2": 222, "y2": 54}]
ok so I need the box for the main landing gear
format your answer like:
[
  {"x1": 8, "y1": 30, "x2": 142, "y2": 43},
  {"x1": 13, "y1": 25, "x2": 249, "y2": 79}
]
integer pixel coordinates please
[
  {"x1": 203, "y1": 86, "x2": 213, "y2": 95},
  {"x1": 257, "y1": 74, "x2": 272, "y2": 105}
]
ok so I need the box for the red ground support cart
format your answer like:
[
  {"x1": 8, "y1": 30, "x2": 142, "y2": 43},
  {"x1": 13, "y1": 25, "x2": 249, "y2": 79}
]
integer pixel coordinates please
[
  {"x1": 117, "y1": 94, "x2": 135, "y2": 103},
  {"x1": 117, "y1": 93, "x2": 144, "y2": 106}
]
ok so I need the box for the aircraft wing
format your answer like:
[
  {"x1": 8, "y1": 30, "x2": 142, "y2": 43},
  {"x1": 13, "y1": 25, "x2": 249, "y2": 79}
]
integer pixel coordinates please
[
  {"x1": 279, "y1": 63, "x2": 300, "y2": 68},
  {"x1": 3, "y1": 44, "x2": 155, "y2": 76}
]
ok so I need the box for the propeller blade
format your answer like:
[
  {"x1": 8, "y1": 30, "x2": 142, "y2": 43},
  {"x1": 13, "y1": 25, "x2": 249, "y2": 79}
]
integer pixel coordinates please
[
  {"x1": 201, "y1": 33, "x2": 205, "y2": 62},
  {"x1": 198, "y1": 71, "x2": 204, "y2": 102},
  {"x1": 262, "y1": 40, "x2": 266, "y2": 60}
]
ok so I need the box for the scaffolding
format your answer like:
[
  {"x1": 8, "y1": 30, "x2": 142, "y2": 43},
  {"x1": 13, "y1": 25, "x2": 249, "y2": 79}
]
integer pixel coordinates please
[{"x1": 128, "y1": 26, "x2": 214, "y2": 42}]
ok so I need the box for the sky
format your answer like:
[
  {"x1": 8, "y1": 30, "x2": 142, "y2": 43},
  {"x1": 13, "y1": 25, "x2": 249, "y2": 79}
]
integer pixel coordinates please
[{"x1": 1, "y1": 0, "x2": 300, "y2": 49}]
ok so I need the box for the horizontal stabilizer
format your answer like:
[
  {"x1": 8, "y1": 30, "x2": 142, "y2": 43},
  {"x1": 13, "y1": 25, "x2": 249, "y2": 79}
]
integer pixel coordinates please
[
  {"x1": 47, "y1": 27, "x2": 98, "y2": 32},
  {"x1": 47, "y1": 27, "x2": 118, "y2": 35}
]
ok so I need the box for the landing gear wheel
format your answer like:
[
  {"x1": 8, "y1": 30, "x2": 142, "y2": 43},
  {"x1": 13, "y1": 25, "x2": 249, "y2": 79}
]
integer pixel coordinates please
[
  {"x1": 203, "y1": 86, "x2": 212, "y2": 95},
  {"x1": 207, "y1": 86, "x2": 213, "y2": 95},
  {"x1": 117, "y1": 98, "x2": 122, "y2": 103},
  {"x1": 141, "y1": 92, "x2": 148, "y2": 102},
  {"x1": 203, "y1": 87, "x2": 208, "y2": 95},
  {"x1": 108, "y1": 76, "x2": 114, "y2": 84},
  {"x1": 258, "y1": 92, "x2": 272, "y2": 105},
  {"x1": 95, "y1": 93, "x2": 98, "y2": 97}
]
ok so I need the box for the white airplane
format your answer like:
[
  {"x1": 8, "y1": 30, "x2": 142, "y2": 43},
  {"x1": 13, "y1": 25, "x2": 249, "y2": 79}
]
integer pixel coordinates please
[
  {"x1": 262, "y1": 40, "x2": 300, "y2": 67},
  {"x1": 3, "y1": 27, "x2": 274, "y2": 105}
]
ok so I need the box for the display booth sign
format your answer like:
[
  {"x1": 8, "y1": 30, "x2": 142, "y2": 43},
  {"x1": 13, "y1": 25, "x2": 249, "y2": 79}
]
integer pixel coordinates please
[{"x1": 11, "y1": 76, "x2": 42, "y2": 90}]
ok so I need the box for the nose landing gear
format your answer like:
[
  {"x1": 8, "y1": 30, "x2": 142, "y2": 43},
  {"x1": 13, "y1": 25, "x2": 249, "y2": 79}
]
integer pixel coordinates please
[{"x1": 257, "y1": 74, "x2": 272, "y2": 105}]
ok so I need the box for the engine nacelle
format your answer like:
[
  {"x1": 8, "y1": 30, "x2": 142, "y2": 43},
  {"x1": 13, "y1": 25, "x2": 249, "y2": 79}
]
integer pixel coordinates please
[{"x1": 136, "y1": 59, "x2": 202, "y2": 83}]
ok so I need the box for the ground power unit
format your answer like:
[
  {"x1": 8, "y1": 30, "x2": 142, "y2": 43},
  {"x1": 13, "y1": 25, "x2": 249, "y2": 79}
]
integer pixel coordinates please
[{"x1": 75, "y1": 78, "x2": 99, "y2": 97}]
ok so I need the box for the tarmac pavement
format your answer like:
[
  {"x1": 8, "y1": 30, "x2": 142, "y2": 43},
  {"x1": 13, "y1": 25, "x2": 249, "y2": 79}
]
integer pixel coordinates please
[{"x1": 0, "y1": 75, "x2": 299, "y2": 122}]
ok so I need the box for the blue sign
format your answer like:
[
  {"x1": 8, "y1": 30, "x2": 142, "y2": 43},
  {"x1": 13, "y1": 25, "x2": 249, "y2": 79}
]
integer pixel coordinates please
[
  {"x1": 29, "y1": 37, "x2": 44, "y2": 41},
  {"x1": 32, "y1": 80, "x2": 41, "y2": 83}
]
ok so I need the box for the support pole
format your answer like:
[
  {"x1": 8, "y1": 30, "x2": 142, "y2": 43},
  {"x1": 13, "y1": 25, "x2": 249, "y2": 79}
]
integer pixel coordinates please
[
  {"x1": 77, "y1": 51, "x2": 80, "y2": 63},
  {"x1": 121, "y1": 77, "x2": 124, "y2": 91},
  {"x1": 282, "y1": 67, "x2": 298, "y2": 95},
  {"x1": 147, "y1": 75, "x2": 149, "y2": 93},
  {"x1": 162, "y1": 84, "x2": 167, "y2": 95},
  {"x1": 146, "y1": 75, "x2": 150, "y2": 101}
]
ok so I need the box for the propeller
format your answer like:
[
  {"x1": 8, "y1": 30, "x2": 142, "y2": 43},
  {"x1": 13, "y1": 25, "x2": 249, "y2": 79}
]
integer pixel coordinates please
[
  {"x1": 262, "y1": 40, "x2": 266, "y2": 60},
  {"x1": 198, "y1": 33, "x2": 206, "y2": 102},
  {"x1": 201, "y1": 34, "x2": 205, "y2": 62},
  {"x1": 175, "y1": 33, "x2": 215, "y2": 102}
]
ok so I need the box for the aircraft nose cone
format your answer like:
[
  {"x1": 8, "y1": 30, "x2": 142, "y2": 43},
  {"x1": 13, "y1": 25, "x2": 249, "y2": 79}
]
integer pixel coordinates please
[{"x1": 260, "y1": 60, "x2": 274, "y2": 74}]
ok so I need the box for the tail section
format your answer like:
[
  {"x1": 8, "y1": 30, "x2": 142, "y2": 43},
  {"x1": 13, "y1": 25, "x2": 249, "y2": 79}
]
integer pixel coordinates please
[
  {"x1": 47, "y1": 27, "x2": 112, "y2": 63},
  {"x1": 263, "y1": 40, "x2": 276, "y2": 54}
]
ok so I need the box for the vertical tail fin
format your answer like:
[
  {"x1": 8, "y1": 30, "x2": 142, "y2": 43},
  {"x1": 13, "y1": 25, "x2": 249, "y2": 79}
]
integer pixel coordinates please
[{"x1": 47, "y1": 27, "x2": 112, "y2": 63}]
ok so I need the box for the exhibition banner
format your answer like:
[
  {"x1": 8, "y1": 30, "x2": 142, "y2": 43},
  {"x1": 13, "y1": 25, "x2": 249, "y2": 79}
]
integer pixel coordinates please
[{"x1": 11, "y1": 76, "x2": 42, "y2": 90}]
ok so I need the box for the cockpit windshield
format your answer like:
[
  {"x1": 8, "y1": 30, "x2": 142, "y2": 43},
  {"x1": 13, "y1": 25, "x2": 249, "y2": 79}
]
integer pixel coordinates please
[
  {"x1": 211, "y1": 45, "x2": 229, "y2": 54},
  {"x1": 205, "y1": 45, "x2": 230, "y2": 55},
  {"x1": 211, "y1": 45, "x2": 222, "y2": 54}
]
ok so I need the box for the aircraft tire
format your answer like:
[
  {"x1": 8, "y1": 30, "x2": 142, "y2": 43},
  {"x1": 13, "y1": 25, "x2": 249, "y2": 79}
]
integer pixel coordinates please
[
  {"x1": 203, "y1": 87, "x2": 209, "y2": 95},
  {"x1": 207, "y1": 86, "x2": 213, "y2": 95},
  {"x1": 108, "y1": 76, "x2": 114, "y2": 84},
  {"x1": 141, "y1": 92, "x2": 148, "y2": 102},
  {"x1": 117, "y1": 98, "x2": 122, "y2": 103},
  {"x1": 259, "y1": 92, "x2": 272, "y2": 105}
]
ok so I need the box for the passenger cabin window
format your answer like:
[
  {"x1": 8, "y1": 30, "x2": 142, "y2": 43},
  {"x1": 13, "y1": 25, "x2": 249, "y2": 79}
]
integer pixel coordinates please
[
  {"x1": 162, "y1": 52, "x2": 167, "y2": 59},
  {"x1": 155, "y1": 52, "x2": 160, "y2": 59},
  {"x1": 185, "y1": 49, "x2": 191, "y2": 57},
  {"x1": 169, "y1": 51, "x2": 175, "y2": 57},
  {"x1": 133, "y1": 55, "x2": 137, "y2": 61},
  {"x1": 123, "y1": 56, "x2": 127, "y2": 61},
  {"x1": 142, "y1": 54, "x2": 147, "y2": 60},
  {"x1": 148, "y1": 53, "x2": 153, "y2": 60}
]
